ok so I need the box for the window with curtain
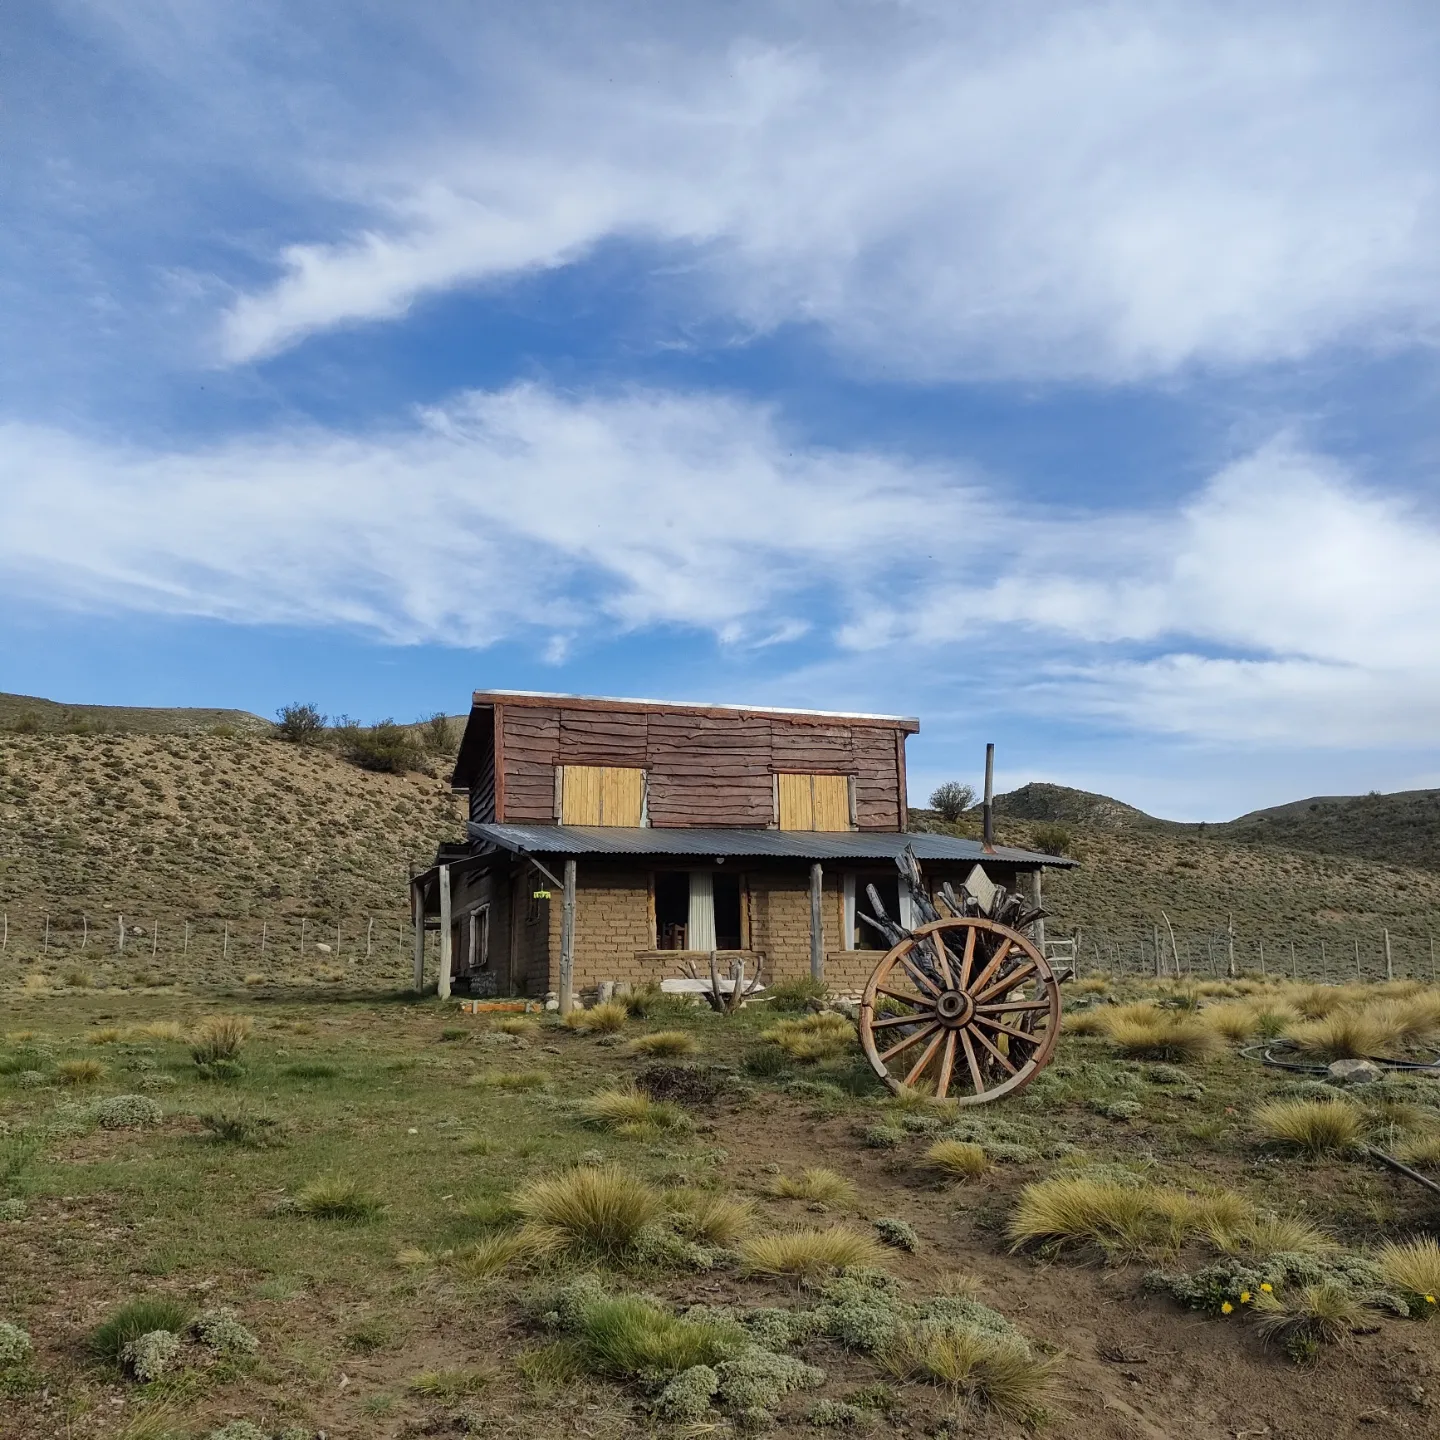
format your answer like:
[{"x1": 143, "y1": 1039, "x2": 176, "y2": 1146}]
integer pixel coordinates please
[{"x1": 654, "y1": 871, "x2": 744, "y2": 950}]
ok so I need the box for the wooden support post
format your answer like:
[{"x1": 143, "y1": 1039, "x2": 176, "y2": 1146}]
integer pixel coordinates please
[
  {"x1": 118, "y1": 914, "x2": 124, "y2": 952},
  {"x1": 260, "y1": 921, "x2": 267, "y2": 961},
  {"x1": 43, "y1": 913, "x2": 49, "y2": 954},
  {"x1": 1030, "y1": 870, "x2": 1045, "y2": 954},
  {"x1": 438, "y1": 865, "x2": 453, "y2": 1000},
  {"x1": 151, "y1": 923, "x2": 158, "y2": 958},
  {"x1": 1226, "y1": 911, "x2": 1236, "y2": 978},
  {"x1": 1355, "y1": 937, "x2": 1361, "y2": 980},
  {"x1": 559, "y1": 858, "x2": 576, "y2": 1016},
  {"x1": 1153, "y1": 924, "x2": 1162, "y2": 979},
  {"x1": 411, "y1": 882, "x2": 425, "y2": 993},
  {"x1": 81, "y1": 913, "x2": 88, "y2": 949},
  {"x1": 1290, "y1": 941, "x2": 1297, "y2": 980},
  {"x1": 809, "y1": 862, "x2": 825, "y2": 985},
  {"x1": 1258, "y1": 939, "x2": 1265, "y2": 978},
  {"x1": 1384, "y1": 928, "x2": 1393, "y2": 982}
]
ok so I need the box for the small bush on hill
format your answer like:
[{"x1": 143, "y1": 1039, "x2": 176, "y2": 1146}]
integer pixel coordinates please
[
  {"x1": 190, "y1": 1015, "x2": 252, "y2": 1067},
  {"x1": 882, "y1": 1324, "x2": 1052, "y2": 1422},
  {"x1": 336, "y1": 718, "x2": 425, "y2": 774},
  {"x1": 274, "y1": 702, "x2": 326, "y2": 744},
  {"x1": 929, "y1": 782, "x2": 975, "y2": 823}
]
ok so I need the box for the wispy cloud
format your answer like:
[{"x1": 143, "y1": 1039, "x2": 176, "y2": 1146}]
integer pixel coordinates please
[
  {"x1": 4, "y1": 387, "x2": 1437, "y2": 748},
  {"x1": 202, "y1": 4, "x2": 1440, "y2": 377}
]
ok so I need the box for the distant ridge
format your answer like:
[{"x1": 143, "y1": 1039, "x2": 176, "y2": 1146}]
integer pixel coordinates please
[
  {"x1": 987, "y1": 782, "x2": 1160, "y2": 832},
  {"x1": 0, "y1": 691, "x2": 270, "y2": 736}
]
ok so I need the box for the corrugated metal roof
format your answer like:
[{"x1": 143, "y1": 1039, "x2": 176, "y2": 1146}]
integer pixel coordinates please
[{"x1": 465, "y1": 822, "x2": 1076, "y2": 867}]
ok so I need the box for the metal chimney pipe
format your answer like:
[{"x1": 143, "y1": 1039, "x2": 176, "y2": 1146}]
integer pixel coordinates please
[{"x1": 983, "y1": 742, "x2": 995, "y2": 848}]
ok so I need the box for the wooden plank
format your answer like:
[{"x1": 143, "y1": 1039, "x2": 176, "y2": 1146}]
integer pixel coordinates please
[
  {"x1": 559, "y1": 858, "x2": 576, "y2": 1015},
  {"x1": 493, "y1": 704, "x2": 506, "y2": 822},
  {"x1": 777, "y1": 772, "x2": 814, "y2": 830},
  {"x1": 812, "y1": 774, "x2": 851, "y2": 831},
  {"x1": 600, "y1": 766, "x2": 644, "y2": 825},
  {"x1": 438, "y1": 864, "x2": 453, "y2": 999},
  {"x1": 561, "y1": 765, "x2": 602, "y2": 824}
]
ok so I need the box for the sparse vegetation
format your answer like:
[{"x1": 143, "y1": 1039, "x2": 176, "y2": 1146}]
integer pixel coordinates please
[
  {"x1": 929, "y1": 782, "x2": 975, "y2": 824},
  {"x1": 766, "y1": 1167, "x2": 857, "y2": 1207},
  {"x1": 1373, "y1": 1238, "x2": 1440, "y2": 1310},
  {"x1": 91, "y1": 1297, "x2": 193, "y2": 1364},
  {"x1": 511, "y1": 1166, "x2": 664, "y2": 1258},
  {"x1": 295, "y1": 1175, "x2": 386, "y2": 1222},
  {"x1": 190, "y1": 1015, "x2": 252, "y2": 1066},
  {"x1": 577, "y1": 1086, "x2": 689, "y2": 1134},
  {"x1": 56, "y1": 1058, "x2": 105, "y2": 1085},
  {"x1": 1253, "y1": 1098, "x2": 1363, "y2": 1155},
  {"x1": 882, "y1": 1324, "x2": 1052, "y2": 1421},
  {"x1": 761, "y1": 1012, "x2": 856, "y2": 1062},
  {"x1": 624, "y1": 1030, "x2": 698, "y2": 1057},
  {"x1": 566, "y1": 1001, "x2": 629, "y2": 1034},
  {"x1": 1252, "y1": 1281, "x2": 1363, "y2": 1361},
  {"x1": 925, "y1": 1140, "x2": 989, "y2": 1179}
]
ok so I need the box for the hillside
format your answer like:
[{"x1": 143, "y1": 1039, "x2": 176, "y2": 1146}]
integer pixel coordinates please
[{"x1": 0, "y1": 690, "x2": 271, "y2": 736}]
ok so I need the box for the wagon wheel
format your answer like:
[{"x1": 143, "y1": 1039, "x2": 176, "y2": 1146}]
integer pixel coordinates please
[{"x1": 858, "y1": 916, "x2": 1061, "y2": 1104}]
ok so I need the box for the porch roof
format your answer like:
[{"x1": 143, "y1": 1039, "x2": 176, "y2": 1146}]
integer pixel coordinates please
[{"x1": 465, "y1": 821, "x2": 1075, "y2": 868}]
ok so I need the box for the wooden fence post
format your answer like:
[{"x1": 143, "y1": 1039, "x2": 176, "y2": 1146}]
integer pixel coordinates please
[
  {"x1": 1384, "y1": 929, "x2": 1393, "y2": 982},
  {"x1": 1354, "y1": 938, "x2": 1361, "y2": 980},
  {"x1": 1227, "y1": 911, "x2": 1236, "y2": 978},
  {"x1": 411, "y1": 882, "x2": 425, "y2": 992},
  {"x1": 559, "y1": 859, "x2": 576, "y2": 1016},
  {"x1": 1258, "y1": 939, "x2": 1265, "y2": 978},
  {"x1": 809, "y1": 863, "x2": 825, "y2": 985},
  {"x1": 118, "y1": 914, "x2": 124, "y2": 952}
]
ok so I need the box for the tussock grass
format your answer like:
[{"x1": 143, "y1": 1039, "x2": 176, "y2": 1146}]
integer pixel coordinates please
[
  {"x1": 453, "y1": 1228, "x2": 557, "y2": 1278},
  {"x1": 1007, "y1": 1174, "x2": 1253, "y2": 1261},
  {"x1": 129, "y1": 1022, "x2": 187, "y2": 1043},
  {"x1": 1225, "y1": 1213, "x2": 1337, "y2": 1257},
  {"x1": 1253, "y1": 1281, "x2": 1362, "y2": 1357},
  {"x1": 199, "y1": 1105, "x2": 285, "y2": 1148},
  {"x1": 1253, "y1": 1098, "x2": 1363, "y2": 1155},
  {"x1": 1371, "y1": 994, "x2": 1440, "y2": 1046},
  {"x1": 577, "y1": 1086, "x2": 689, "y2": 1133},
  {"x1": 1201, "y1": 1003, "x2": 1260, "y2": 1042},
  {"x1": 576, "y1": 1293, "x2": 741, "y2": 1377},
  {"x1": 511, "y1": 1165, "x2": 664, "y2": 1257},
  {"x1": 1374, "y1": 1237, "x2": 1440, "y2": 1301},
  {"x1": 408, "y1": 1367, "x2": 489, "y2": 1397},
  {"x1": 1060, "y1": 1009, "x2": 1111, "y2": 1036},
  {"x1": 1288, "y1": 1011, "x2": 1396, "y2": 1061},
  {"x1": 189, "y1": 1015, "x2": 252, "y2": 1065},
  {"x1": 86, "y1": 1028, "x2": 123, "y2": 1045},
  {"x1": 739, "y1": 1225, "x2": 884, "y2": 1280},
  {"x1": 1287, "y1": 986, "x2": 1348, "y2": 1020},
  {"x1": 1105, "y1": 1012, "x2": 1219, "y2": 1063},
  {"x1": 765, "y1": 1167, "x2": 857, "y2": 1207},
  {"x1": 761, "y1": 1012, "x2": 856, "y2": 1062},
  {"x1": 57, "y1": 1058, "x2": 105, "y2": 1085},
  {"x1": 494, "y1": 1017, "x2": 537, "y2": 1036},
  {"x1": 565, "y1": 1002, "x2": 629, "y2": 1034},
  {"x1": 91, "y1": 1297, "x2": 192, "y2": 1363},
  {"x1": 623, "y1": 1030, "x2": 698, "y2": 1058},
  {"x1": 1393, "y1": 1132, "x2": 1440, "y2": 1168},
  {"x1": 1072, "y1": 977, "x2": 1110, "y2": 995},
  {"x1": 925, "y1": 1140, "x2": 989, "y2": 1179},
  {"x1": 295, "y1": 1175, "x2": 386, "y2": 1222},
  {"x1": 882, "y1": 1325, "x2": 1052, "y2": 1422},
  {"x1": 667, "y1": 1191, "x2": 754, "y2": 1245}
]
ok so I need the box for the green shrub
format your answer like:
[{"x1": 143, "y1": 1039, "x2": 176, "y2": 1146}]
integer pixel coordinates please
[
  {"x1": 766, "y1": 976, "x2": 830, "y2": 1011},
  {"x1": 512, "y1": 1165, "x2": 664, "y2": 1257},
  {"x1": 91, "y1": 1297, "x2": 193, "y2": 1364},
  {"x1": 274, "y1": 702, "x2": 326, "y2": 744},
  {"x1": 295, "y1": 1175, "x2": 386, "y2": 1222},
  {"x1": 338, "y1": 719, "x2": 424, "y2": 774},
  {"x1": 874, "y1": 1218, "x2": 920, "y2": 1252},
  {"x1": 194, "y1": 1307, "x2": 259, "y2": 1355},
  {"x1": 199, "y1": 1106, "x2": 285, "y2": 1148},
  {"x1": 0, "y1": 1321, "x2": 32, "y2": 1369},
  {"x1": 577, "y1": 1294, "x2": 743, "y2": 1378},
  {"x1": 93, "y1": 1095, "x2": 164, "y2": 1130},
  {"x1": 122, "y1": 1328, "x2": 181, "y2": 1382}
]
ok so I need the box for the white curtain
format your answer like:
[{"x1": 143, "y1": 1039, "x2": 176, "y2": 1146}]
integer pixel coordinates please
[
  {"x1": 687, "y1": 869, "x2": 716, "y2": 951},
  {"x1": 843, "y1": 874, "x2": 857, "y2": 950}
]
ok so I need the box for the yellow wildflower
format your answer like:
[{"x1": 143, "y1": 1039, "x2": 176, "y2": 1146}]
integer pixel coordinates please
[
  {"x1": 1220, "y1": 1301, "x2": 1233, "y2": 1314},
  {"x1": 1259, "y1": 1283, "x2": 1273, "y2": 1293},
  {"x1": 1239, "y1": 1291, "x2": 1252, "y2": 1304},
  {"x1": 1427, "y1": 1295, "x2": 1437, "y2": 1305}
]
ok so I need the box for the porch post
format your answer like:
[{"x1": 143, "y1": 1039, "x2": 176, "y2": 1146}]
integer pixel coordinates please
[
  {"x1": 559, "y1": 858, "x2": 577, "y2": 1016},
  {"x1": 809, "y1": 863, "x2": 824, "y2": 985},
  {"x1": 1029, "y1": 868, "x2": 1045, "y2": 954},
  {"x1": 438, "y1": 863, "x2": 453, "y2": 999},
  {"x1": 411, "y1": 880, "x2": 425, "y2": 992}
]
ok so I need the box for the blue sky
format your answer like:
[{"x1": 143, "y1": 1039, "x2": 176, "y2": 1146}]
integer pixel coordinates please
[{"x1": 3, "y1": 2, "x2": 1440, "y2": 820}]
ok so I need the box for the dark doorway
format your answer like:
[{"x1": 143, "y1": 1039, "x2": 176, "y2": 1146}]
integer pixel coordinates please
[
  {"x1": 714, "y1": 873, "x2": 743, "y2": 950},
  {"x1": 655, "y1": 871, "x2": 689, "y2": 949}
]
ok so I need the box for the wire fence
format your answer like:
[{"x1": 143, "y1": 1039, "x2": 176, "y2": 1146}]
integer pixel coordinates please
[{"x1": 1059, "y1": 922, "x2": 1440, "y2": 986}]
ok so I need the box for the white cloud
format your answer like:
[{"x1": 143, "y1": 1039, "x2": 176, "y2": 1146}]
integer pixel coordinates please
[
  {"x1": 201, "y1": 3, "x2": 1440, "y2": 377},
  {"x1": 4, "y1": 387, "x2": 1439, "y2": 749}
]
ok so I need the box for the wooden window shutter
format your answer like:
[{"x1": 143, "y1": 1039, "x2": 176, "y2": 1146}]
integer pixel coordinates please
[
  {"x1": 777, "y1": 773, "x2": 853, "y2": 831},
  {"x1": 560, "y1": 765, "x2": 644, "y2": 826}
]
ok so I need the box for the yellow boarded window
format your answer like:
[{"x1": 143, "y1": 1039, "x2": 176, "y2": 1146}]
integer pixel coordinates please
[
  {"x1": 560, "y1": 765, "x2": 645, "y2": 826},
  {"x1": 776, "y1": 773, "x2": 852, "y2": 831}
]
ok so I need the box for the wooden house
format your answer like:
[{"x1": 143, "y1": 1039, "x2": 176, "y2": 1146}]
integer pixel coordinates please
[{"x1": 411, "y1": 690, "x2": 1073, "y2": 1002}]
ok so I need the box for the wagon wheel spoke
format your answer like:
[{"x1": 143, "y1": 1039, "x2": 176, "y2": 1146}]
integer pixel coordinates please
[
  {"x1": 957, "y1": 926, "x2": 977, "y2": 989},
  {"x1": 874, "y1": 985, "x2": 932, "y2": 1012},
  {"x1": 975, "y1": 961, "x2": 1038, "y2": 1006},
  {"x1": 967, "y1": 938, "x2": 1015, "y2": 998},
  {"x1": 870, "y1": 1012, "x2": 935, "y2": 1030},
  {"x1": 933, "y1": 1032, "x2": 957, "y2": 1099},
  {"x1": 974, "y1": 998, "x2": 1049, "y2": 1015},
  {"x1": 969, "y1": 1023, "x2": 1018, "y2": 1075},
  {"x1": 972, "y1": 1015, "x2": 1044, "y2": 1047},
  {"x1": 898, "y1": 952, "x2": 942, "y2": 998},
  {"x1": 878, "y1": 1020, "x2": 941, "y2": 1064},
  {"x1": 959, "y1": 1028, "x2": 987, "y2": 1096},
  {"x1": 902, "y1": 1028, "x2": 946, "y2": 1088},
  {"x1": 931, "y1": 932, "x2": 955, "y2": 988}
]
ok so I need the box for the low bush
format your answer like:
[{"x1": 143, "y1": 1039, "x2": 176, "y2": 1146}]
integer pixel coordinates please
[
  {"x1": 199, "y1": 1106, "x2": 285, "y2": 1148},
  {"x1": 925, "y1": 1140, "x2": 989, "y2": 1179},
  {"x1": 742, "y1": 1046, "x2": 793, "y2": 1078},
  {"x1": 1201, "y1": 1003, "x2": 1260, "y2": 1042},
  {"x1": 765, "y1": 1167, "x2": 857, "y2": 1207},
  {"x1": 512, "y1": 1165, "x2": 664, "y2": 1258},
  {"x1": 739, "y1": 1225, "x2": 885, "y2": 1281},
  {"x1": 0, "y1": 1321, "x2": 32, "y2": 1369},
  {"x1": 86, "y1": 1028, "x2": 123, "y2": 1045},
  {"x1": 122, "y1": 1329, "x2": 181, "y2": 1382},
  {"x1": 495, "y1": 1017, "x2": 538, "y2": 1037},
  {"x1": 408, "y1": 1367, "x2": 489, "y2": 1397},
  {"x1": 577, "y1": 1086, "x2": 689, "y2": 1134},
  {"x1": 766, "y1": 976, "x2": 830, "y2": 1011},
  {"x1": 337, "y1": 718, "x2": 425, "y2": 774},
  {"x1": 577, "y1": 1294, "x2": 742, "y2": 1378},
  {"x1": 1253, "y1": 1280, "x2": 1363, "y2": 1362},
  {"x1": 566, "y1": 1002, "x2": 629, "y2": 1034},
  {"x1": 295, "y1": 1175, "x2": 386, "y2": 1222},
  {"x1": 91, "y1": 1297, "x2": 193, "y2": 1364},
  {"x1": 761, "y1": 1013, "x2": 856, "y2": 1063},
  {"x1": 93, "y1": 1095, "x2": 163, "y2": 1130},
  {"x1": 668, "y1": 1192, "x2": 754, "y2": 1246},
  {"x1": 1253, "y1": 1098, "x2": 1362, "y2": 1155},
  {"x1": 194, "y1": 1307, "x2": 260, "y2": 1355},
  {"x1": 874, "y1": 1218, "x2": 920, "y2": 1252},
  {"x1": 453, "y1": 1228, "x2": 557, "y2": 1279}
]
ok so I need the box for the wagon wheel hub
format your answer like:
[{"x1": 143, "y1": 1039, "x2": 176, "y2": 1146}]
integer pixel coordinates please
[
  {"x1": 936, "y1": 989, "x2": 973, "y2": 1025},
  {"x1": 857, "y1": 915, "x2": 1062, "y2": 1106}
]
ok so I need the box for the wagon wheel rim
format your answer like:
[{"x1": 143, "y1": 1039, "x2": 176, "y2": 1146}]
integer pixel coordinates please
[{"x1": 857, "y1": 916, "x2": 1061, "y2": 1105}]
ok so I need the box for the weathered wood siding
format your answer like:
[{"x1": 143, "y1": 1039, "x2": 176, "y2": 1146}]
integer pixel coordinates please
[{"x1": 494, "y1": 701, "x2": 908, "y2": 829}]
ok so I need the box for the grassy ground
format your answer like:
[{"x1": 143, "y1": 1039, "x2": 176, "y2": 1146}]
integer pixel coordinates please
[{"x1": 4, "y1": 979, "x2": 1440, "y2": 1438}]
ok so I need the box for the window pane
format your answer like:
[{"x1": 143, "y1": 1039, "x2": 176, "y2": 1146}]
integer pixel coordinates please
[
  {"x1": 855, "y1": 876, "x2": 901, "y2": 950},
  {"x1": 714, "y1": 874, "x2": 743, "y2": 950},
  {"x1": 655, "y1": 871, "x2": 689, "y2": 949}
]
